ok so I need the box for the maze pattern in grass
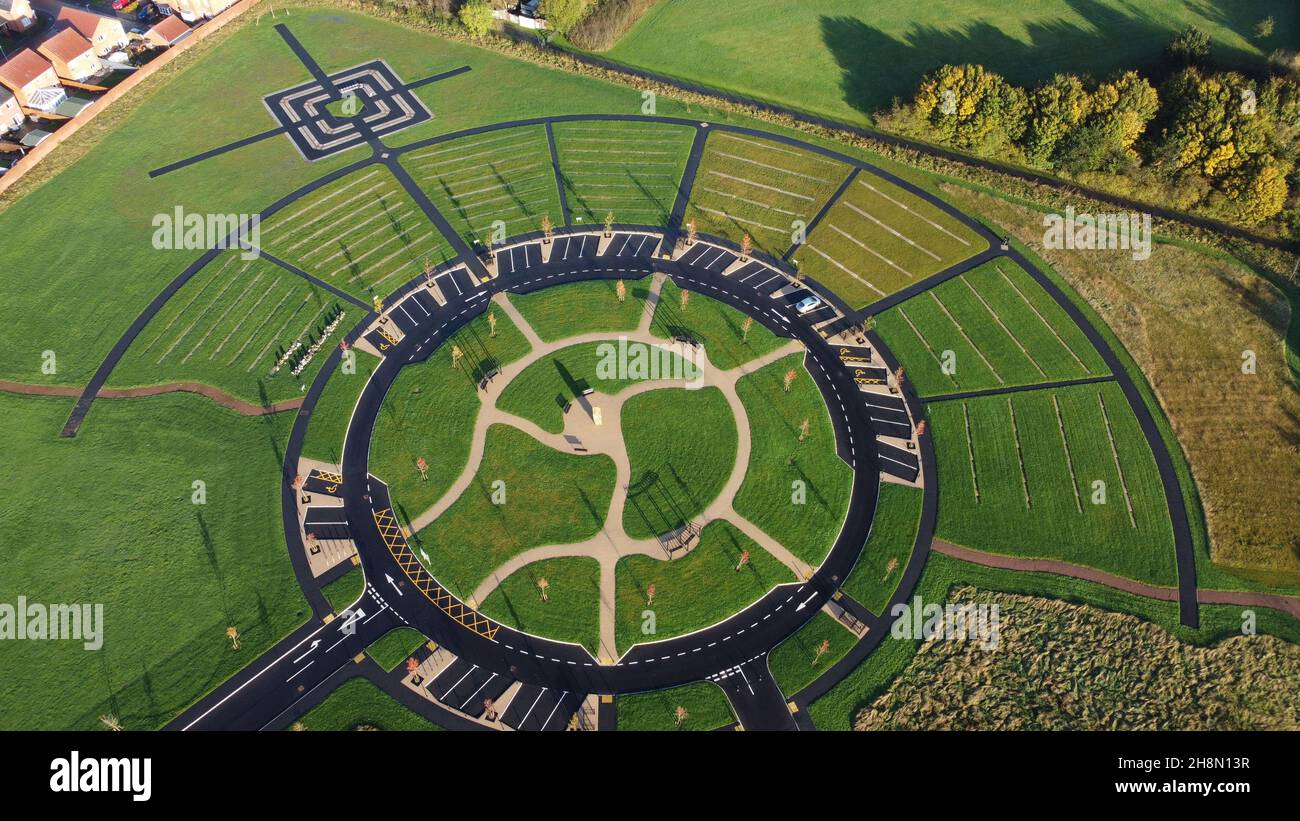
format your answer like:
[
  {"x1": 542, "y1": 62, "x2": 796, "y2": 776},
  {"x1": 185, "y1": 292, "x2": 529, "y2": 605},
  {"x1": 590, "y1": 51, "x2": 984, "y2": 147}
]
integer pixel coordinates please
[
  {"x1": 112, "y1": 252, "x2": 346, "y2": 404},
  {"x1": 929, "y1": 382, "x2": 1176, "y2": 585},
  {"x1": 553, "y1": 121, "x2": 693, "y2": 228},
  {"x1": 795, "y1": 175, "x2": 984, "y2": 307},
  {"x1": 258, "y1": 167, "x2": 455, "y2": 300},
  {"x1": 400, "y1": 125, "x2": 561, "y2": 245},
  {"x1": 684, "y1": 131, "x2": 851, "y2": 255},
  {"x1": 876, "y1": 259, "x2": 1108, "y2": 396}
]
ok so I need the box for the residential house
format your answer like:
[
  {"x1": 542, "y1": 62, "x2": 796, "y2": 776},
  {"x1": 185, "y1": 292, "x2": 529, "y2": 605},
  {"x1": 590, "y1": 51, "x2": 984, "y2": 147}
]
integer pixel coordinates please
[
  {"x1": 0, "y1": 0, "x2": 37, "y2": 35},
  {"x1": 166, "y1": 0, "x2": 235, "y2": 22},
  {"x1": 143, "y1": 13, "x2": 189, "y2": 48},
  {"x1": 0, "y1": 87, "x2": 23, "y2": 134},
  {"x1": 0, "y1": 48, "x2": 64, "y2": 112},
  {"x1": 37, "y1": 26, "x2": 101, "y2": 82},
  {"x1": 54, "y1": 5, "x2": 127, "y2": 57}
]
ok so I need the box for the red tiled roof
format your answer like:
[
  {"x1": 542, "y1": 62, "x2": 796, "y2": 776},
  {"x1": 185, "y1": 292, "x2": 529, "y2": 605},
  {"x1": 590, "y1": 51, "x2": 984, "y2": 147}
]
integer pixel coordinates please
[
  {"x1": 38, "y1": 26, "x2": 94, "y2": 64},
  {"x1": 148, "y1": 14, "x2": 189, "y2": 43},
  {"x1": 0, "y1": 48, "x2": 54, "y2": 90},
  {"x1": 55, "y1": 6, "x2": 114, "y2": 40}
]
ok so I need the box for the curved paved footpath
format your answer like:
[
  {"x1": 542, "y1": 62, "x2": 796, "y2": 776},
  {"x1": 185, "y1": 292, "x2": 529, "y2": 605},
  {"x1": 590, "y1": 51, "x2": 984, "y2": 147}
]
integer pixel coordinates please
[
  {"x1": 1, "y1": 379, "x2": 303, "y2": 415},
  {"x1": 934, "y1": 540, "x2": 1300, "y2": 621}
]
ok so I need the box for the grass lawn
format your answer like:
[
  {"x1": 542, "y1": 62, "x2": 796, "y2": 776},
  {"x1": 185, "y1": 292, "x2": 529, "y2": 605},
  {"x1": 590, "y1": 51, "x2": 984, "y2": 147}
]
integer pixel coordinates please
[
  {"x1": 505, "y1": 278, "x2": 651, "y2": 342},
  {"x1": 622, "y1": 387, "x2": 737, "y2": 538},
  {"x1": 553, "y1": 120, "x2": 694, "y2": 228},
  {"x1": 843, "y1": 483, "x2": 924, "y2": 613},
  {"x1": 258, "y1": 166, "x2": 456, "y2": 301},
  {"x1": 929, "y1": 381, "x2": 1177, "y2": 585},
  {"x1": 399, "y1": 124, "x2": 561, "y2": 246},
  {"x1": 413, "y1": 424, "x2": 616, "y2": 599},
  {"x1": 768, "y1": 611, "x2": 856, "y2": 696},
  {"x1": 794, "y1": 175, "x2": 986, "y2": 308},
  {"x1": 684, "y1": 130, "x2": 851, "y2": 255},
  {"x1": 0, "y1": 393, "x2": 307, "y2": 730},
  {"x1": 366, "y1": 626, "x2": 428, "y2": 672},
  {"x1": 650, "y1": 280, "x2": 785, "y2": 369},
  {"x1": 616, "y1": 681, "x2": 735, "y2": 731},
  {"x1": 370, "y1": 310, "x2": 530, "y2": 523},
  {"x1": 602, "y1": 0, "x2": 1295, "y2": 124},
  {"x1": 613, "y1": 520, "x2": 794, "y2": 654},
  {"x1": 734, "y1": 353, "x2": 852, "y2": 566},
  {"x1": 479, "y1": 557, "x2": 602, "y2": 657},
  {"x1": 496, "y1": 339, "x2": 691, "y2": 434},
  {"x1": 109, "y1": 252, "x2": 350, "y2": 405},
  {"x1": 321, "y1": 565, "x2": 364, "y2": 613},
  {"x1": 300, "y1": 351, "x2": 380, "y2": 465},
  {"x1": 296, "y1": 678, "x2": 438, "y2": 731},
  {"x1": 875, "y1": 259, "x2": 1108, "y2": 396}
]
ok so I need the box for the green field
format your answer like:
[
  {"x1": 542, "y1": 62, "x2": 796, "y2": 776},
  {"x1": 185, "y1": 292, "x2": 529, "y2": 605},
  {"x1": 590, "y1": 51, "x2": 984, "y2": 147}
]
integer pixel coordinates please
[
  {"x1": 733, "y1": 353, "x2": 852, "y2": 566},
  {"x1": 480, "y1": 557, "x2": 602, "y2": 657},
  {"x1": 768, "y1": 611, "x2": 856, "y2": 696},
  {"x1": 614, "y1": 520, "x2": 794, "y2": 654},
  {"x1": 300, "y1": 351, "x2": 379, "y2": 465},
  {"x1": 650, "y1": 280, "x2": 785, "y2": 369},
  {"x1": 553, "y1": 120, "x2": 694, "y2": 227},
  {"x1": 622, "y1": 387, "x2": 738, "y2": 538},
  {"x1": 399, "y1": 125, "x2": 561, "y2": 246},
  {"x1": 876, "y1": 259, "x2": 1108, "y2": 396},
  {"x1": 794, "y1": 176, "x2": 985, "y2": 307},
  {"x1": 110, "y1": 252, "x2": 348, "y2": 405},
  {"x1": 929, "y1": 381, "x2": 1176, "y2": 584},
  {"x1": 258, "y1": 167, "x2": 455, "y2": 300},
  {"x1": 413, "y1": 424, "x2": 616, "y2": 599},
  {"x1": 321, "y1": 565, "x2": 365, "y2": 613},
  {"x1": 370, "y1": 310, "x2": 530, "y2": 522},
  {"x1": 684, "y1": 131, "x2": 851, "y2": 255},
  {"x1": 297, "y1": 678, "x2": 439, "y2": 731},
  {"x1": 843, "y1": 483, "x2": 924, "y2": 613},
  {"x1": 0, "y1": 393, "x2": 306, "y2": 730},
  {"x1": 506, "y1": 278, "x2": 651, "y2": 342},
  {"x1": 616, "y1": 681, "x2": 736, "y2": 731},
  {"x1": 366, "y1": 627, "x2": 428, "y2": 672},
  {"x1": 496, "y1": 340, "x2": 691, "y2": 434},
  {"x1": 602, "y1": 0, "x2": 1296, "y2": 123}
]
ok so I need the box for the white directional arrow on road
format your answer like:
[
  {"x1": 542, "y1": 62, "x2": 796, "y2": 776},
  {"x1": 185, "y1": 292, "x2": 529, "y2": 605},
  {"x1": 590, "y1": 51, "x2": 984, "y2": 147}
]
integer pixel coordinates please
[
  {"x1": 386, "y1": 574, "x2": 404, "y2": 596},
  {"x1": 293, "y1": 640, "x2": 321, "y2": 664},
  {"x1": 795, "y1": 592, "x2": 817, "y2": 612}
]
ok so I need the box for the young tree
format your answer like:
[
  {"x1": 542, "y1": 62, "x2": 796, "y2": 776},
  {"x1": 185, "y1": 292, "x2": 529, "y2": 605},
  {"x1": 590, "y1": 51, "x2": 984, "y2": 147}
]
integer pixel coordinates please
[
  {"x1": 685, "y1": 217, "x2": 698, "y2": 246},
  {"x1": 741, "y1": 315, "x2": 754, "y2": 342},
  {"x1": 405, "y1": 657, "x2": 420, "y2": 677},
  {"x1": 99, "y1": 714, "x2": 123, "y2": 732},
  {"x1": 883, "y1": 557, "x2": 899, "y2": 581},
  {"x1": 915, "y1": 420, "x2": 927, "y2": 438},
  {"x1": 673, "y1": 705, "x2": 689, "y2": 729},
  {"x1": 616, "y1": 279, "x2": 626, "y2": 303},
  {"x1": 679, "y1": 289, "x2": 690, "y2": 312},
  {"x1": 735, "y1": 549, "x2": 750, "y2": 572},
  {"x1": 799, "y1": 417, "x2": 811, "y2": 443},
  {"x1": 812, "y1": 638, "x2": 830, "y2": 666},
  {"x1": 458, "y1": 0, "x2": 495, "y2": 38},
  {"x1": 645, "y1": 583, "x2": 656, "y2": 606},
  {"x1": 226, "y1": 626, "x2": 240, "y2": 650},
  {"x1": 416, "y1": 456, "x2": 429, "y2": 481},
  {"x1": 783, "y1": 367, "x2": 797, "y2": 393},
  {"x1": 1168, "y1": 26, "x2": 1211, "y2": 65},
  {"x1": 483, "y1": 698, "x2": 498, "y2": 721},
  {"x1": 451, "y1": 344, "x2": 465, "y2": 370},
  {"x1": 541, "y1": 214, "x2": 554, "y2": 244},
  {"x1": 537, "y1": 576, "x2": 550, "y2": 602},
  {"x1": 740, "y1": 232, "x2": 752, "y2": 260},
  {"x1": 488, "y1": 309, "x2": 498, "y2": 338},
  {"x1": 1255, "y1": 16, "x2": 1276, "y2": 40},
  {"x1": 603, "y1": 210, "x2": 615, "y2": 237}
]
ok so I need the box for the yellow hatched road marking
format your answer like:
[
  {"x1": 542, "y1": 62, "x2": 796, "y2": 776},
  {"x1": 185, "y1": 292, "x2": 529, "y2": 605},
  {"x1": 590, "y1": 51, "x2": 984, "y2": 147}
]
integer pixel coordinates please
[{"x1": 372, "y1": 508, "x2": 500, "y2": 640}]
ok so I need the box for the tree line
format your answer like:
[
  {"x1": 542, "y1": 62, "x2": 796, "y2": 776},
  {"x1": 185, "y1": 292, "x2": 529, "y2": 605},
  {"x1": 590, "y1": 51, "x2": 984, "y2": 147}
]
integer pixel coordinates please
[{"x1": 878, "y1": 27, "x2": 1300, "y2": 232}]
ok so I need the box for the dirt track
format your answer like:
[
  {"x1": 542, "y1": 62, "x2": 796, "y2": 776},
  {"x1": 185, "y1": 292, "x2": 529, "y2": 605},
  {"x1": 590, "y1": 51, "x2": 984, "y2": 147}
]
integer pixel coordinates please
[{"x1": 0, "y1": 380, "x2": 303, "y2": 416}]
